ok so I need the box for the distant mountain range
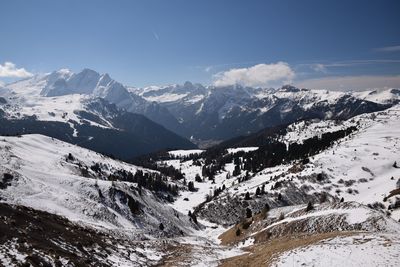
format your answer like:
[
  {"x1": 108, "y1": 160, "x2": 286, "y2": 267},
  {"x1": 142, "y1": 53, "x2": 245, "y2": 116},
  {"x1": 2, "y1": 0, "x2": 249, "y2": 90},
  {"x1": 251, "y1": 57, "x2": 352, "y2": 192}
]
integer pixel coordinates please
[
  {"x1": 132, "y1": 81, "x2": 399, "y2": 143},
  {"x1": 1, "y1": 68, "x2": 399, "y2": 156}
]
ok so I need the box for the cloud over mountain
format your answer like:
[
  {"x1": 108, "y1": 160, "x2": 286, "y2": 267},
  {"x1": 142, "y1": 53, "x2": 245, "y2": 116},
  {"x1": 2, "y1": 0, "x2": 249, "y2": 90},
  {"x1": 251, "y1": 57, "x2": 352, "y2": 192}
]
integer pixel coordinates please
[
  {"x1": 213, "y1": 62, "x2": 295, "y2": 87},
  {"x1": 0, "y1": 62, "x2": 33, "y2": 78}
]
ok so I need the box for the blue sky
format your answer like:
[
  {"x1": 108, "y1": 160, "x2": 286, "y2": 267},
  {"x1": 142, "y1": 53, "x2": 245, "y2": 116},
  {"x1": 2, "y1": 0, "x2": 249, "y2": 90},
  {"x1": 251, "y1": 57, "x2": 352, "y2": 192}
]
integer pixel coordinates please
[{"x1": 1, "y1": 0, "x2": 400, "y2": 90}]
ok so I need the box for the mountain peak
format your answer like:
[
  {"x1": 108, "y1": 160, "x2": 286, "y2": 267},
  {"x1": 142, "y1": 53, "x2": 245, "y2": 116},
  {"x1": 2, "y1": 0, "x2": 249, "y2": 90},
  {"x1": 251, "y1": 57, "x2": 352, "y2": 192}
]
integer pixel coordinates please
[
  {"x1": 98, "y1": 73, "x2": 112, "y2": 85},
  {"x1": 80, "y1": 68, "x2": 99, "y2": 76},
  {"x1": 101, "y1": 73, "x2": 111, "y2": 79},
  {"x1": 183, "y1": 81, "x2": 194, "y2": 87}
]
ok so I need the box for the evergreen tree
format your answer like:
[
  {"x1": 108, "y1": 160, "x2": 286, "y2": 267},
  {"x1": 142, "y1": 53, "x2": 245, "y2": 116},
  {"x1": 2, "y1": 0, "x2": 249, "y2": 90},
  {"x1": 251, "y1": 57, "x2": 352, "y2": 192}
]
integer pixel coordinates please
[
  {"x1": 306, "y1": 201, "x2": 314, "y2": 212},
  {"x1": 236, "y1": 228, "x2": 241, "y2": 236},
  {"x1": 67, "y1": 153, "x2": 74, "y2": 161},
  {"x1": 188, "y1": 181, "x2": 195, "y2": 192},
  {"x1": 246, "y1": 208, "x2": 252, "y2": 218},
  {"x1": 192, "y1": 213, "x2": 198, "y2": 224},
  {"x1": 264, "y1": 203, "x2": 270, "y2": 212},
  {"x1": 233, "y1": 164, "x2": 241, "y2": 176},
  {"x1": 195, "y1": 173, "x2": 202, "y2": 182}
]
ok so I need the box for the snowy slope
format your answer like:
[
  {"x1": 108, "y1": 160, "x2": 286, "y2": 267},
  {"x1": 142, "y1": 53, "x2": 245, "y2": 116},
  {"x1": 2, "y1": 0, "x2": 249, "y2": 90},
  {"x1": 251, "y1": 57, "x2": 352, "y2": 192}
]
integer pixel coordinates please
[
  {"x1": 161, "y1": 159, "x2": 210, "y2": 214},
  {"x1": 354, "y1": 88, "x2": 400, "y2": 104},
  {"x1": 0, "y1": 134, "x2": 197, "y2": 236},
  {"x1": 289, "y1": 106, "x2": 400, "y2": 218},
  {"x1": 248, "y1": 106, "x2": 399, "y2": 210},
  {"x1": 159, "y1": 105, "x2": 400, "y2": 227}
]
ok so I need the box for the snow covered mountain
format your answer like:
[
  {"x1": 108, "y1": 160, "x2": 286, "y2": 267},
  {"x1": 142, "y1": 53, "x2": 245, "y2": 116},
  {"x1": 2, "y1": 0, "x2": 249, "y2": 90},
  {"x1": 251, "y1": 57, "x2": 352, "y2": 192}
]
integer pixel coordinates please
[
  {"x1": 132, "y1": 83, "x2": 399, "y2": 143},
  {"x1": 0, "y1": 70, "x2": 196, "y2": 159},
  {"x1": 6, "y1": 68, "x2": 183, "y2": 132}
]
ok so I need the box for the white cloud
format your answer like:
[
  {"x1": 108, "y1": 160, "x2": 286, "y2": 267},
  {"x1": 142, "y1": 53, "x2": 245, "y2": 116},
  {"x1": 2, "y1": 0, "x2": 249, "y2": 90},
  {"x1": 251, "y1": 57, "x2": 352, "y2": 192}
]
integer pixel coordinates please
[
  {"x1": 295, "y1": 75, "x2": 400, "y2": 91},
  {"x1": 0, "y1": 62, "x2": 33, "y2": 78},
  {"x1": 374, "y1": 45, "x2": 400, "y2": 52},
  {"x1": 213, "y1": 62, "x2": 295, "y2": 87}
]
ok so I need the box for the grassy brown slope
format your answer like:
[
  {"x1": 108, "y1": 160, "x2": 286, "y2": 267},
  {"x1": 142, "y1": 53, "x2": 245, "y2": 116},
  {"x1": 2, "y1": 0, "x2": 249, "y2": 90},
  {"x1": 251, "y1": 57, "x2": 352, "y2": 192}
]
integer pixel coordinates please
[
  {"x1": 219, "y1": 212, "x2": 267, "y2": 246},
  {"x1": 220, "y1": 231, "x2": 356, "y2": 267}
]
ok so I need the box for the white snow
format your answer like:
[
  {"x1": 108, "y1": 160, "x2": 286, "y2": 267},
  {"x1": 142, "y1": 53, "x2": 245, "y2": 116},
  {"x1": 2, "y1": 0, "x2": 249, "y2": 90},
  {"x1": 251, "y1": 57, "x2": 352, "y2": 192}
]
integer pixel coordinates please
[
  {"x1": 354, "y1": 89, "x2": 400, "y2": 104},
  {"x1": 283, "y1": 119, "x2": 350, "y2": 145},
  {"x1": 146, "y1": 93, "x2": 189, "y2": 103},
  {"x1": 237, "y1": 237, "x2": 255, "y2": 248}
]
